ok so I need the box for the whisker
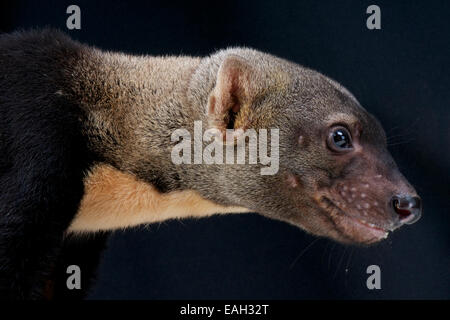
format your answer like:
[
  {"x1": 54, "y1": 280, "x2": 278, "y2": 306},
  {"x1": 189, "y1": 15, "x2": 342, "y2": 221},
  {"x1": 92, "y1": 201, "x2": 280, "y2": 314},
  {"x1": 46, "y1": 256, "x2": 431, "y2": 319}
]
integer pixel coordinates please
[
  {"x1": 386, "y1": 125, "x2": 403, "y2": 134},
  {"x1": 333, "y1": 246, "x2": 347, "y2": 279},
  {"x1": 387, "y1": 138, "x2": 415, "y2": 146},
  {"x1": 345, "y1": 247, "x2": 355, "y2": 273},
  {"x1": 289, "y1": 238, "x2": 321, "y2": 270},
  {"x1": 322, "y1": 241, "x2": 331, "y2": 266},
  {"x1": 328, "y1": 243, "x2": 337, "y2": 271},
  {"x1": 343, "y1": 247, "x2": 355, "y2": 289},
  {"x1": 387, "y1": 133, "x2": 415, "y2": 140},
  {"x1": 386, "y1": 117, "x2": 422, "y2": 145}
]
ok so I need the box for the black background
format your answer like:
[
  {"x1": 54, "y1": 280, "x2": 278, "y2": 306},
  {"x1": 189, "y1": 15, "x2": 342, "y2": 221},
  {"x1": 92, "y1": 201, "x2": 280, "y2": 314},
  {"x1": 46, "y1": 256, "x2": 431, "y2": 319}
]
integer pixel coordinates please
[{"x1": 1, "y1": 0, "x2": 448, "y2": 299}]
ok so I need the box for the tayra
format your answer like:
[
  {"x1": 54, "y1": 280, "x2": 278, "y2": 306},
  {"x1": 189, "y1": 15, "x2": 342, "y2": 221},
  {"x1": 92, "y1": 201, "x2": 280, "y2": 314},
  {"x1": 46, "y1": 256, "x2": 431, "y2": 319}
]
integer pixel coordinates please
[{"x1": 0, "y1": 29, "x2": 421, "y2": 299}]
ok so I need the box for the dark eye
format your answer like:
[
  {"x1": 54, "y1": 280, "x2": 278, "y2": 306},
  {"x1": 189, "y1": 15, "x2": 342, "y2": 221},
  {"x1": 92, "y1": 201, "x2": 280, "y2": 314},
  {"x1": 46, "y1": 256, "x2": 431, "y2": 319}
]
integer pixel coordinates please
[{"x1": 327, "y1": 126, "x2": 353, "y2": 152}]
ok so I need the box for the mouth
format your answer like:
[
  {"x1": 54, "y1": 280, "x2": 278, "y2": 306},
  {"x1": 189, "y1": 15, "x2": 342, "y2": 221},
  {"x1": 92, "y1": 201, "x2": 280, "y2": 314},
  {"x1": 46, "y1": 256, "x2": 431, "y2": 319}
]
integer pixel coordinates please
[{"x1": 319, "y1": 197, "x2": 389, "y2": 244}]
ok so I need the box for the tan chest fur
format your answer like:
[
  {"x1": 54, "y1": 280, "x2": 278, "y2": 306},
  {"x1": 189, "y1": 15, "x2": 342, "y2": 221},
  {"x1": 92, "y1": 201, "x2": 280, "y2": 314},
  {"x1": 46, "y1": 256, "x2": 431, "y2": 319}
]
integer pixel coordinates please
[{"x1": 68, "y1": 164, "x2": 249, "y2": 233}]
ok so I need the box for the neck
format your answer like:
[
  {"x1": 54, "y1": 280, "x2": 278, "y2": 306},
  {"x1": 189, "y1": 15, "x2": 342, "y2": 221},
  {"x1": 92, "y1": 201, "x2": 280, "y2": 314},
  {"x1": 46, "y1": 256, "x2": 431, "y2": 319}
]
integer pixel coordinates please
[{"x1": 73, "y1": 48, "x2": 202, "y2": 190}]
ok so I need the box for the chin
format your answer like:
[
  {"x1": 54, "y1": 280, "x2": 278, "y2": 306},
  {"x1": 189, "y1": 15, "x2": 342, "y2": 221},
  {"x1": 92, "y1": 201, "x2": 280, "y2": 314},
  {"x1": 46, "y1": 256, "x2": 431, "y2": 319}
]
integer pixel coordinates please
[
  {"x1": 328, "y1": 216, "x2": 389, "y2": 245},
  {"x1": 317, "y1": 198, "x2": 390, "y2": 245}
]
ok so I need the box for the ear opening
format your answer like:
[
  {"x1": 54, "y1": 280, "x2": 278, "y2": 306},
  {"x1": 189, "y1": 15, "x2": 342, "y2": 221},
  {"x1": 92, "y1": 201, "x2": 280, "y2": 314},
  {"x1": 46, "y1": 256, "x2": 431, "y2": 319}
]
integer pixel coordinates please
[{"x1": 226, "y1": 95, "x2": 240, "y2": 130}]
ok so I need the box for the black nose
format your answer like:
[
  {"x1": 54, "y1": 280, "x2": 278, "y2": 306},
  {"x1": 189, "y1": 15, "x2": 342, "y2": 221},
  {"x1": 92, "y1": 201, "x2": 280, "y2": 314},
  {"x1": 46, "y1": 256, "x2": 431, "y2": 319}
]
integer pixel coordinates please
[{"x1": 391, "y1": 195, "x2": 422, "y2": 224}]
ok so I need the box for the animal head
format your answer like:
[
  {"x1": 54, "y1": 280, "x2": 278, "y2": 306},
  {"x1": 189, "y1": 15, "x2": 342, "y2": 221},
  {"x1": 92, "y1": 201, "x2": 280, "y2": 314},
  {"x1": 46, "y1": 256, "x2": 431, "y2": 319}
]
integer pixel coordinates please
[{"x1": 183, "y1": 48, "x2": 421, "y2": 245}]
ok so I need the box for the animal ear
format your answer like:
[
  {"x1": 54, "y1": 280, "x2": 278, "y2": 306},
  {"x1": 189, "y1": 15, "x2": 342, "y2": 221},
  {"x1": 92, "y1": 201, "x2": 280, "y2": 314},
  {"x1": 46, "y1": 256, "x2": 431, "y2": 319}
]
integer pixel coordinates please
[{"x1": 207, "y1": 55, "x2": 256, "y2": 134}]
